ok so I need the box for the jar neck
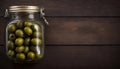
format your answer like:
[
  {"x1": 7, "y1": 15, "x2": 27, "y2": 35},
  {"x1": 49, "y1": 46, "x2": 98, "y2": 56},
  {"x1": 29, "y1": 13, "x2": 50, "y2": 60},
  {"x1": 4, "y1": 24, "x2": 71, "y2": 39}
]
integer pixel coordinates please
[{"x1": 9, "y1": 12, "x2": 40, "y2": 20}]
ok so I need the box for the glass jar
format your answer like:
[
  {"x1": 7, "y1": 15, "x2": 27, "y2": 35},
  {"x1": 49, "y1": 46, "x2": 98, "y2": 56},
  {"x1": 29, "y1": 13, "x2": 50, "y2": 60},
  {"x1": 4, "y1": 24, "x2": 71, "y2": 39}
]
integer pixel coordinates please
[{"x1": 6, "y1": 6, "x2": 47, "y2": 63}]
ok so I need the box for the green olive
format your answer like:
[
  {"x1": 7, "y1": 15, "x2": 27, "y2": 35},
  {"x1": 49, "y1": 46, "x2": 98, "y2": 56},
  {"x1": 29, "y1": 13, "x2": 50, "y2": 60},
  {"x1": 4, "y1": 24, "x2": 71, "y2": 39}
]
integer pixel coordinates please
[
  {"x1": 8, "y1": 40, "x2": 14, "y2": 50},
  {"x1": 35, "y1": 48, "x2": 41, "y2": 59},
  {"x1": 31, "y1": 38, "x2": 42, "y2": 46},
  {"x1": 15, "y1": 38, "x2": 24, "y2": 46},
  {"x1": 24, "y1": 38, "x2": 30, "y2": 45},
  {"x1": 27, "y1": 52, "x2": 35, "y2": 60},
  {"x1": 9, "y1": 33, "x2": 16, "y2": 40},
  {"x1": 36, "y1": 53, "x2": 41, "y2": 59},
  {"x1": 8, "y1": 24, "x2": 16, "y2": 32},
  {"x1": 30, "y1": 46, "x2": 40, "y2": 53},
  {"x1": 24, "y1": 46, "x2": 29, "y2": 53},
  {"x1": 30, "y1": 46, "x2": 37, "y2": 52},
  {"x1": 24, "y1": 27, "x2": 33, "y2": 36},
  {"x1": 15, "y1": 46, "x2": 24, "y2": 53},
  {"x1": 16, "y1": 53, "x2": 26, "y2": 60},
  {"x1": 16, "y1": 21, "x2": 23, "y2": 28},
  {"x1": 31, "y1": 24, "x2": 41, "y2": 31},
  {"x1": 33, "y1": 32, "x2": 41, "y2": 38},
  {"x1": 24, "y1": 21, "x2": 32, "y2": 27},
  {"x1": 15, "y1": 29, "x2": 24, "y2": 37},
  {"x1": 7, "y1": 50, "x2": 14, "y2": 57}
]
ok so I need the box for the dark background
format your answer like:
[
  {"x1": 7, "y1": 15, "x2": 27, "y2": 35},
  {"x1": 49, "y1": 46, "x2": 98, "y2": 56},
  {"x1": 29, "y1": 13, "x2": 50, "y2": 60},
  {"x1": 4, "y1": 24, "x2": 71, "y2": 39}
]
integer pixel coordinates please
[{"x1": 0, "y1": 0, "x2": 120, "y2": 69}]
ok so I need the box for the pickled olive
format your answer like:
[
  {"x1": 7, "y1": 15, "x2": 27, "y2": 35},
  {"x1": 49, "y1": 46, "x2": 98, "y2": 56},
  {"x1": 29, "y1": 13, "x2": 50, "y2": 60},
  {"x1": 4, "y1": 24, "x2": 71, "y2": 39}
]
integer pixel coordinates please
[
  {"x1": 15, "y1": 38, "x2": 24, "y2": 46},
  {"x1": 15, "y1": 29, "x2": 24, "y2": 37},
  {"x1": 30, "y1": 46, "x2": 37, "y2": 52},
  {"x1": 16, "y1": 21, "x2": 23, "y2": 28},
  {"x1": 8, "y1": 24, "x2": 16, "y2": 32},
  {"x1": 15, "y1": 46, "x2": 25, "y2": 53},
  {"x1": 24, "y1": 38, "x2": 30, "y2": 45},
  {"x1": 24, "y1": 46, "x2": 29, "y2": 53},
  {"x1": 8, "y1": 40, "x2": 14, "y2": 50},
  {"x1": 36, "y1": 53, "x2": 41, "y2": 58},
  {"x1": 9, "y1": 33, "x2": 16, "y2": 40},
  {"x1": 24, "y1": 21, "x2": 32, "y2": 27},
  {"x1": 16, "y1": 53, "x2": 26, "y2": 60},
  {"x1": 35, "y1": 47, "x2": 41, "y2": 58},
  {"x1": 27, "y1": 52, "x2": 35, "y2": 60},
  {"x1": 33, "y1": 32, "x2": 41, "y2": 38},
  {"x1": 8, "y1": 50, "x2": 14, "y2": 57},
  {"x1": 31, "y1": 38, "x2": 42, "y2": 46},
  {"x1": 24, "y1": 27, "x2": 33, "y2": 36},
  {"x1": 31, "y1": 24, "x2": 40, "y2": 31}
]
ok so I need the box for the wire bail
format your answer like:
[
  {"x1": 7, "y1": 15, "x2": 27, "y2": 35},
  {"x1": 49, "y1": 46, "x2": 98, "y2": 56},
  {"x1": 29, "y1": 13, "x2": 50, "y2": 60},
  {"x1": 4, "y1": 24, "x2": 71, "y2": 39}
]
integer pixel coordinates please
[
  {"x1": 40, "y1": 8, "x2": 49, "y2": 25},
  {"x1": 4, "y1": 9, "x2": 9, "y2": 17}
]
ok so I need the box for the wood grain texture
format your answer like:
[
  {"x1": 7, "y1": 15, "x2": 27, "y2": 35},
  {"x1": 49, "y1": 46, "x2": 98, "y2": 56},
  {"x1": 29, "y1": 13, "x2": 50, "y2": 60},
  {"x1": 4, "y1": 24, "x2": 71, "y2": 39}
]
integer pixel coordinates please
[
  {"x1": 0, "y1": 0, "x2": 120, "y2": 16},
  {"x1": 46, "y1": 17, "x2": 120, "y2": 45},
  {"x1": 0, "y1": 17, "x2": 8, "y2": 45},
  {"x1": 0, "y1": 17, "x2": 120, "y2": 45},
  {"x1": 0, "y1": 46, "x2": 120, "y2": 69}
]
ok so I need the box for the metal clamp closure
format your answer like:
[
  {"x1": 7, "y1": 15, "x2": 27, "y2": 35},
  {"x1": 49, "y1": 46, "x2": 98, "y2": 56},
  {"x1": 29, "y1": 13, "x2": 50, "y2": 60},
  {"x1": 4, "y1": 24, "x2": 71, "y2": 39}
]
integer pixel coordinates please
[{"x1": 40, "y1": 8, "x2": 49, "y2": 25}]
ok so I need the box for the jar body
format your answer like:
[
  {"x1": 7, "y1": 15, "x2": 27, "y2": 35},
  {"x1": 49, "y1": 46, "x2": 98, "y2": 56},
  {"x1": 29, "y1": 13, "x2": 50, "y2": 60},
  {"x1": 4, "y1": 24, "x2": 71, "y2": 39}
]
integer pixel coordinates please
[{"x1": 6, "y1": 12, "x2": 44, "y2": 63}]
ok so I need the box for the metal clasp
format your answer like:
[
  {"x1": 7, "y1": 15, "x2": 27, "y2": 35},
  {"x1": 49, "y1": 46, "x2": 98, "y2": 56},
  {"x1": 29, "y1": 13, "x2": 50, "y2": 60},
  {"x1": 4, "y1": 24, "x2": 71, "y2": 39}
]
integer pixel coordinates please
[
  {"x1": 40, "y1": 8, "x2": 49, "y2": 25},
  {"x1": 4, "y1": 9, "x2": 9, "y2": 17}
]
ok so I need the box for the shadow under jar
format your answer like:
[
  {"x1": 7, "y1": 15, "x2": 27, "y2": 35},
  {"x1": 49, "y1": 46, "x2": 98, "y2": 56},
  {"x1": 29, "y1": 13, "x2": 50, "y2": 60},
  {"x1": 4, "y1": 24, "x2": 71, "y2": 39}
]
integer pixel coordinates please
[{"x1": 6, "y1": 6, "x2": 45, "y2": 63}]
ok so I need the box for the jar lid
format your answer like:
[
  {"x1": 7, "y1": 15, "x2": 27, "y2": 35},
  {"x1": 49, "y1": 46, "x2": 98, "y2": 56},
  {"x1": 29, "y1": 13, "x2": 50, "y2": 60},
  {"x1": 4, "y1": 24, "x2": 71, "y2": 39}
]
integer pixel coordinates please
[{"x1": 9, "y1": 6, "x2": 40, "y2": 12}]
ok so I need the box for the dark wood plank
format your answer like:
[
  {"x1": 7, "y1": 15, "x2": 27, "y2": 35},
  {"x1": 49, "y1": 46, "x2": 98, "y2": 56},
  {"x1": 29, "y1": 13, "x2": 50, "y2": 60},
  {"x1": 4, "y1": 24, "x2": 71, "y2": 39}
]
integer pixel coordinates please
[
  {"x1": 46, "y1": 17, "x2": 120, "y2": 45},
  {"x1": 0, "y1": 0, "x2": 120, "y2": 16},
  {"x1": 0, "y1": 46, "x2": 120, "y2": 69},
  {"x1": 1, "y1": 17, "x2": 120, "y2": 45},
  {"x1": 0, "y1": 17, "x2": 8, "y2": 45}
]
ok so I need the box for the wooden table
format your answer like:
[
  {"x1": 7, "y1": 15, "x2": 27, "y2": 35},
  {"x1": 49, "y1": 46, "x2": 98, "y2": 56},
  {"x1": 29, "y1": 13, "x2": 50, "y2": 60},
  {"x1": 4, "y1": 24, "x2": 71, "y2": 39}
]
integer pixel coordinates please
[{"x1": 0, "y1": 0, "x2": 120, "y2": 69}]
